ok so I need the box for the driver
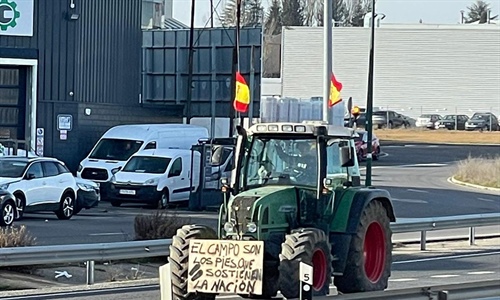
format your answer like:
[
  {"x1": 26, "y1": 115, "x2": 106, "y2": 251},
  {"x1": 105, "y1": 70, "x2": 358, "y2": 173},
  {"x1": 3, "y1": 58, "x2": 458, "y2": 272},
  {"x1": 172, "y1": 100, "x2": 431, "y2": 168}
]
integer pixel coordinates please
[{"x1": 275, "y1": 141, "x2": 317, "y2": 185}]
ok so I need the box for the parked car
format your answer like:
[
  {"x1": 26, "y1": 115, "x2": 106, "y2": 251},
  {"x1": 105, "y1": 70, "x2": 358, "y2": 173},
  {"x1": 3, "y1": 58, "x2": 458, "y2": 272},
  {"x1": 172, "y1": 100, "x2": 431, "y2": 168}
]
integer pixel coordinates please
[
  {"x1": 415, "y1": 114, "x2": 442, "y2": 129},
  {"x1": 435, "y1": 114, "x2": 469, "y2": 130},
  {"x1": 109, "y1": 149, "x2": 201, "y2": 208},
  {"x1": 0, "y1": 157, "x2": 78, "y2": 220},
  {"x1": 372, "y1": 111, "x2": 405, "y2": 129},
  {"x1": 0, "y1": 189, "x2": 16, "y2": 226},
  {"x1": 75, "y1": 177, "x2": 100, "y2": 215},
  {"x1": 465, "y1": 112, "x2": 500, "y2": 131},
  {"x1": 354, "y1": 130, "x2": 381, "y2": 161}
]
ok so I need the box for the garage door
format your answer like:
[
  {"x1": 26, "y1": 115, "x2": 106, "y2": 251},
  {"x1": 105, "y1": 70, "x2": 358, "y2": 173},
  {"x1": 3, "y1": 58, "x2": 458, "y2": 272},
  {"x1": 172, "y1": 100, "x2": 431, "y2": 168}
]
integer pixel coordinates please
[{"x1": 0, "y1": 66, "x2": 26, "y2": 140}]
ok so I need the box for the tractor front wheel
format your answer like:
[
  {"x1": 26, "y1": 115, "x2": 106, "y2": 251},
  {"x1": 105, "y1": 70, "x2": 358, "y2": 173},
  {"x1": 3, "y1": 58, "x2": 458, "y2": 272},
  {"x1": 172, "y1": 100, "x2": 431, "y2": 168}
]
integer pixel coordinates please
[
  {"x1": 334, "y1": 200, "x2": 392, "y2": 293},
  {"x1": 278, "y1": 228, "x2": 332, "y2": 298},
  {"x1": 169, "y1": 224, "x2": 217, "y2": 300}
]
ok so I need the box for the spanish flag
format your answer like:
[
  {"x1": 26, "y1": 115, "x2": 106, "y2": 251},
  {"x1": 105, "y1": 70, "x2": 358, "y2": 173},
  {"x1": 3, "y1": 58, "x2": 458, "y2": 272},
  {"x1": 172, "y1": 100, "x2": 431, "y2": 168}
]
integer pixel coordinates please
[
  {"x1": 329, "y1": 73, "x2": 343, "y2": 107},
  {"x1": 233, "y1": 72, "x2": 250, "y2": 113}
]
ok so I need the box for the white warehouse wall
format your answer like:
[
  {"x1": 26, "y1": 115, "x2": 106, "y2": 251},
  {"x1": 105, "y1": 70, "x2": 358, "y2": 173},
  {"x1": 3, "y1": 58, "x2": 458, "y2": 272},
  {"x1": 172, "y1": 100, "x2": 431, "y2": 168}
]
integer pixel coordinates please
[{"x1": 281, "y1": 25, "x2": 500, "y2": 119}]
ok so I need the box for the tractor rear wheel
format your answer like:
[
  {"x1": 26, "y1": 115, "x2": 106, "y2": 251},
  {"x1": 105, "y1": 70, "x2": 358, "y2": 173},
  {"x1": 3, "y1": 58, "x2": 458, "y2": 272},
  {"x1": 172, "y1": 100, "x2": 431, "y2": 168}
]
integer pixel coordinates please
[
  {"x1": 334, "y1": 200, "x2": 392, "y2": 293},
  {"x1": 278, "y1": 228, "x2": 332, "y2": 298},
  {"x1": 169, "y1": 225, "x2": 217, "y2": 300}
]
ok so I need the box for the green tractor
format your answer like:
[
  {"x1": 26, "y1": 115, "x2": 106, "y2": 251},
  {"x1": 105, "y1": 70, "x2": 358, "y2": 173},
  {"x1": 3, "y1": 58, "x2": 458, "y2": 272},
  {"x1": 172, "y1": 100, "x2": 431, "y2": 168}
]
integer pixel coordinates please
[{"x1": 169, "y1": 122, "x2": 396, "y2": 299}]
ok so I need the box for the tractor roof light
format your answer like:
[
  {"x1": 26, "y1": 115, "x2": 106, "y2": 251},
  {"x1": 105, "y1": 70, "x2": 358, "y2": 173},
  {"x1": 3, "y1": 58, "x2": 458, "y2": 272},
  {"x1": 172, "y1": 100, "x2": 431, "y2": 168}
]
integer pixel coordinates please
[
  {"x1": 282, "y1": 125, "x2": 293, "y2": 132},
  {"x1": 268, "y1": 125, "x2": 279, "y2": 131},
  {"x1": 295, "y1": 125, "x2": 306, "y2": 132},
  {"x1": 256, "y1": 125, "x2": 267, "y2": 132}
]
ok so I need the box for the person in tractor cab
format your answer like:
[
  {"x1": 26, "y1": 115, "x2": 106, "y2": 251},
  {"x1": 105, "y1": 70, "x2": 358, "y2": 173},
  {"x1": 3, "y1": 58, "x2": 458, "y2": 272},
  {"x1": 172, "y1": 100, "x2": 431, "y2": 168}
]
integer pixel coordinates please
[{"x1": 274, "y1": 140, "x2": 318, "y2": 186}]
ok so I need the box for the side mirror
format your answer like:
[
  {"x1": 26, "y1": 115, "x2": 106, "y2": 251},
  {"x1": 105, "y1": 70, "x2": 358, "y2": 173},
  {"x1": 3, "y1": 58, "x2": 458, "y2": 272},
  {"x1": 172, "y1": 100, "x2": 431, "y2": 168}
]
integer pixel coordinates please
[
  {"x1": 26, "y1": 173, "x2": 36, "y2": 180},
  {"x1": 340, "y1": 146, "x2": 355, "y2": 167},
  {"x1": 111, "y1": 166, "x2": 122, "y2": 174}
]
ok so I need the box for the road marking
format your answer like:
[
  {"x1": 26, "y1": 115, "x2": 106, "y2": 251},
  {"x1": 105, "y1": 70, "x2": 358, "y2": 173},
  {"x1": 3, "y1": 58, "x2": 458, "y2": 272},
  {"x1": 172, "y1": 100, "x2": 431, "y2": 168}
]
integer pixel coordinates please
[
  {"x1": 431, "y1": 274, "x2": 460, "y2": 278},
  {"x1": 89, "y1": 233, "x2": 126, "y2": 236},
  {"x1": 478, "y1": 198, "x2": 496, "y2": 202},
  {"x1": 392, "y1": 198, "x2": 428, "y2": 204},
  {"x1": 407, "y1": 189, "x2": 429, "y2": 193},
  {"x1": 467, "y1": 271, "x2": 496, "y2": 275},
  {"x1": 427, "y1": 145, "x2": 440, "y2": 148},
  {"x1": 389, "y1": 278, "x2": 418, "y2": 282},
  {"x1": 393, "y1": 251, "x2": 500, "y2": 265}
]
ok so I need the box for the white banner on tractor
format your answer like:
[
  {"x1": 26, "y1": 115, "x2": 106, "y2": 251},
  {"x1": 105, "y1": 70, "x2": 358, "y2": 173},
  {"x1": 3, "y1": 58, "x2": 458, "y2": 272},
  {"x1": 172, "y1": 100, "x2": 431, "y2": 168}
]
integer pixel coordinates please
[{"x1": 187, "y1": 239, "x2": 264, "y2": 295}]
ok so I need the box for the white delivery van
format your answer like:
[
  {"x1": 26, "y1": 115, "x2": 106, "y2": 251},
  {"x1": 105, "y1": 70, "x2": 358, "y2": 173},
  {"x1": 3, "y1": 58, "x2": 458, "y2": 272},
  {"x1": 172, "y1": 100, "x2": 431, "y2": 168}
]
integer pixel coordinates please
[
  {"x1": 77, "y1": 124, "x2": 208, "y2": 185},
  {"x1": 107, "y1": 149, "x2": 201, "y2": 208}
]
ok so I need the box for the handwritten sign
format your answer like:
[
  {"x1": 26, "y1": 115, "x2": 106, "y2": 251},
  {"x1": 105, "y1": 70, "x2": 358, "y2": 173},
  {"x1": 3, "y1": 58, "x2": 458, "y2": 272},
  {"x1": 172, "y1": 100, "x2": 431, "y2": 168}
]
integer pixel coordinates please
[{"x1": 187, "y1": 239, "x2": 264, "y2": 295}]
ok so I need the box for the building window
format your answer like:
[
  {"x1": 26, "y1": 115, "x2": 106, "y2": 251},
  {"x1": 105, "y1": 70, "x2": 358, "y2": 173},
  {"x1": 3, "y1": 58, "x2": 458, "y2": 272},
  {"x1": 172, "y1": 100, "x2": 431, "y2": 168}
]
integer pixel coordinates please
[{"x1": 142, "y1": 0, "x2": 165, "y2": 29}]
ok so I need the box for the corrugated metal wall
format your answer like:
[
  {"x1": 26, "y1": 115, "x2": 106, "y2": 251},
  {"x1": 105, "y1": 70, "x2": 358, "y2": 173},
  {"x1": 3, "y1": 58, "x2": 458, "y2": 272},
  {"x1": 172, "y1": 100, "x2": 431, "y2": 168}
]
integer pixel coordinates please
[
  {"x1": 281, "y1": 25, "x2": 500, "y2": 119},
  {"x1": 142, "y1": 27, "x2": 262, "y2": 118},
  {"x1": 75, "y1": 0, "x2": 142, "y2": 104}
]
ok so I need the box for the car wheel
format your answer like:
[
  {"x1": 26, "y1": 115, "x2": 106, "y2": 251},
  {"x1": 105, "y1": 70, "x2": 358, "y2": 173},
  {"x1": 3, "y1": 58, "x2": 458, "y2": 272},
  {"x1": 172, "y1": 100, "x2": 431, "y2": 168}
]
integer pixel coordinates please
[
  {"x1": 14, "y1": 194, "x2": 25, "y2": 221},
  {"x1": 55, "y1": 193, "x2": 75, "y2": 220},
  {"x1": 0, "y1": 201, "x2": 16, "y2": 226}
]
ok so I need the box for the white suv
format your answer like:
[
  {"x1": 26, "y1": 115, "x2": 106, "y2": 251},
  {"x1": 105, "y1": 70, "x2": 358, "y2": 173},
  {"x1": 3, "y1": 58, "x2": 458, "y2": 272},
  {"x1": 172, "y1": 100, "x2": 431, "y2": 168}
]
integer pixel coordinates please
[{"x1": 0, "y1": 157, "x2": 78, "y2": 220}]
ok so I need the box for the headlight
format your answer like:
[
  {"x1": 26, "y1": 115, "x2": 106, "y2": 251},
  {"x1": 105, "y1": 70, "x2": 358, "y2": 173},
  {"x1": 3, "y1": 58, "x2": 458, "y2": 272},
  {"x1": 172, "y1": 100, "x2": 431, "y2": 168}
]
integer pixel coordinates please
[
  {"x1": 77, "y1": 183, "x2": 95, "y2": 192},
  {"x1": 144, "y1": 177, "x2": 159, "y2": 186},
  {"x1": 0, "y1": 183, "x2": 9, "y2": 190},
  {"x1": 77, "y1": 164, "x2": 83, "y2": 172},
  {"x1": 224, "y1": 222, "x2": 234, "y2": 233},
  {"x1": 246, "y1": 222, "x2": 257, "y2": 233}
]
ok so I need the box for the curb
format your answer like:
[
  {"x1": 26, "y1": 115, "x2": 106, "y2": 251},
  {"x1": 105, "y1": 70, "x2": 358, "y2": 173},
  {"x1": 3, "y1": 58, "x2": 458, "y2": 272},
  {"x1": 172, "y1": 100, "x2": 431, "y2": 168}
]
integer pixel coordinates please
[{"x1": 447, "y1": 176, "x2": 500, "y2": 192}]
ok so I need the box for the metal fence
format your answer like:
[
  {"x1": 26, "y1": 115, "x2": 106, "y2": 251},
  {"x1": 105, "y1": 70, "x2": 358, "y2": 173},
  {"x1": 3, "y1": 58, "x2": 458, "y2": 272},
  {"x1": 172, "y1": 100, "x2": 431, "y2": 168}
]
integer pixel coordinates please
[{"x1": 0, "y1": 213, "x2": 499, "y2": 285}]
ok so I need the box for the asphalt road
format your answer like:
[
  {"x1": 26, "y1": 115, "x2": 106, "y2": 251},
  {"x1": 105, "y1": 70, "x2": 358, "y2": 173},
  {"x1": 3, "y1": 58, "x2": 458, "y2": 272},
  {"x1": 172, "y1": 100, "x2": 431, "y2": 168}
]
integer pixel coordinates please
[
  {"x1": 2, "y1": 239, "x2": 499, "y2": 299},
  {"x1": 15, "y1": 143, "x2": 500, "y2": 246}
]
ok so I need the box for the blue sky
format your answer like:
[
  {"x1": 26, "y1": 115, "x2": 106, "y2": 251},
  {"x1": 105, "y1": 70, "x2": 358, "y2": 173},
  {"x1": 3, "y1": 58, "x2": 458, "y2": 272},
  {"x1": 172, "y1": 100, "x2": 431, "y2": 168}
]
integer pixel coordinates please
[{"x1": 172, "y1": 0, "x2": 500, "y2": 27}]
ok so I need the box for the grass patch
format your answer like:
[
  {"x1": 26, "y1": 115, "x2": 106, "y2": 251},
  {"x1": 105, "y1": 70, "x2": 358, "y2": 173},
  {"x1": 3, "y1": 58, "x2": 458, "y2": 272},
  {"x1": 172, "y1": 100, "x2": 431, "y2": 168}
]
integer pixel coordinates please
[
  {"x1": 0, "y1": 225, "x2": 36, "y2": 248},
  {"x1": 454, "y1": 156, "x2": 500, "y2": 188},
  {"x1": 134, "y1": 210, "x2": 192, "y2": 240},
  {"x1": 375, "y1": 128, "x2": 500, "y2": 144}
]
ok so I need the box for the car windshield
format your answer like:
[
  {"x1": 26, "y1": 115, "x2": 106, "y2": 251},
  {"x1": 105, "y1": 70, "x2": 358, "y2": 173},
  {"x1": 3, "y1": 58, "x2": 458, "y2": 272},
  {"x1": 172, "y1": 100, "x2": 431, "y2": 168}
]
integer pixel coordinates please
[
  {"x1": 373, "y1": 111, "x2": 387, "y2": 116},
  {"x1": 89, "y1": 139, "x2": 144, "y2": 161},
  {"x1": 354, "y1": 132, "x2": 366, "y2": 142},
  {"x1": 243, "y1": 136, "x2": 318, "y2": 188},
  {"x1": 122, "y1": 156, "x2": 171, "y2": 174},
  {"x1": 471, "y1": 114, "x2": 489, "y2": 120},
  {"x1": 0, "y1": 160, "x2": 28, "y2": 178},
  {"x1": 419, "y1": 114, "x2": 434, "y2": 118},
  {"x1": 443, "y1": 115, "x2": 456, "y2": 120}
]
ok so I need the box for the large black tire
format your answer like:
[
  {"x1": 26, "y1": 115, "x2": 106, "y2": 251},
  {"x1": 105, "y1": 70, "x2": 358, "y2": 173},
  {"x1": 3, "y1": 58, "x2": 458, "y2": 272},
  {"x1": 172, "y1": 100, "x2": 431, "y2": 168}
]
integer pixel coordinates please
[
  {"x1": 278, "y1": 228, "x2": 332, "y2": 298},
  {"x1": 169, "y1": 225, "x2": 217, "y2": 300},
  {"x1": 334, "y1": 200, "x2": 392, "y2": 293}
]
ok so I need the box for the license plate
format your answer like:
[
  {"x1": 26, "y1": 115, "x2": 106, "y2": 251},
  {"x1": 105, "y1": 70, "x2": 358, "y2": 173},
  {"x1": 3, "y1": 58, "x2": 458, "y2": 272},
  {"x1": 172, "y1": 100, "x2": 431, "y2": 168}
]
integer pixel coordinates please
[{"x1": 119, "y1": 189, "x2": 136, "y2": 195}]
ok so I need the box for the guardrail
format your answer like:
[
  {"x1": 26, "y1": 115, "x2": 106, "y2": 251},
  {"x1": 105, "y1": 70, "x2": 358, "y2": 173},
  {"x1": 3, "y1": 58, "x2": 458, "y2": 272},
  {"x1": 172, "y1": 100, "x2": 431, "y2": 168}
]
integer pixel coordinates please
[{"x1": 0, "y1": 213, "x2": 499, "y2": 285}]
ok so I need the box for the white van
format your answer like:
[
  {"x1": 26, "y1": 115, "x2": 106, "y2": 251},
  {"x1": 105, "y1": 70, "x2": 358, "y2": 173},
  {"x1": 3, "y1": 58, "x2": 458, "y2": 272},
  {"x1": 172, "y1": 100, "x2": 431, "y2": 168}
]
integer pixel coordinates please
[
  {"x1": 107, "y1": 149, "x2": 201, "y2": 208},
  {"x1": 77, "y1": 124, "x2": 208, "y2": 184}
]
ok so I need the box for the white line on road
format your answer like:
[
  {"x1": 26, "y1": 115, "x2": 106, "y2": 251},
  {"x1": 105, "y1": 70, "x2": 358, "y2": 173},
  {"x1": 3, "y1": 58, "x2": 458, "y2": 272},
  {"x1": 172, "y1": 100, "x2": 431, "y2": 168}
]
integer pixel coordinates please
[
  {"x1": 467, "y1": 271, "x2": 496, "y2": 275},
  {"x1": 393, "y1": 251, "x2": 500, "y2": 265},
  {"x1": 392, "y1": 198, "x2": 428, "y2": 204},
  {"x1": 389, "y1": 278, "x2": 418, "y2": 282},
  {"x1": 431, "y1": 274, "x2": 460, "y2": 278},
  {"x1": 478, "y1": 198, "x2": 496, "y2": 202},
  {"x1": 407, "y1": 189, "x2": 429, "y2": 193},
  {"x1": 89, "y1": 233, "x2": 126, "y2": 236}
]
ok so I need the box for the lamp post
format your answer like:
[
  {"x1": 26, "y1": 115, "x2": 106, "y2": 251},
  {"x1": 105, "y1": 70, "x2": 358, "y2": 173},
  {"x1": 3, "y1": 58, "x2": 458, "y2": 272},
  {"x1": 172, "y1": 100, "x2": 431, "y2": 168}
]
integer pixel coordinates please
[{"x1": 365, "y1": 0, "x2": 376, "y2": 187}]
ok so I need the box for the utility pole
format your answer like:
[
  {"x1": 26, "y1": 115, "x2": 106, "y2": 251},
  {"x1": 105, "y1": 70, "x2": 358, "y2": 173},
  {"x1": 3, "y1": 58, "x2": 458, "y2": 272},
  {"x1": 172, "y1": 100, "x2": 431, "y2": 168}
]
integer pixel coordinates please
[
  {"x1": 210, "y1": 0, "x2": 214, "y2": 28},
  {"x1": 365, "y1": 0, "x2": 376, "y2": 187},
  {"x1": 323, "y1": 0, "x2": 333, "y2": 123},
  {"x1": 186, "y1": 0, "x2": 196, "y2": 124}
]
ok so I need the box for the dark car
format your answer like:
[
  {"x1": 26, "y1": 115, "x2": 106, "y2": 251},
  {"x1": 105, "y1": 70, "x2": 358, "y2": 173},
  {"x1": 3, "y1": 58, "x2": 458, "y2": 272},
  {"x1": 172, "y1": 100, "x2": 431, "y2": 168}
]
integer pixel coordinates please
[
  {"x1": 354, "y1": 130, "x2": 381, "y2": 161},
  {"x1": 0, "y1": 189, "x2": 16, "y2": 226},
  {"x1": 465, "y1": 112, "x2": 500, "y2": 131},
  {"x1": 74, "y1": 178, "x2": 100, "y2": 215},
  {"x1": 436, "y1": 114, "x2": 469, "y2": 130}
]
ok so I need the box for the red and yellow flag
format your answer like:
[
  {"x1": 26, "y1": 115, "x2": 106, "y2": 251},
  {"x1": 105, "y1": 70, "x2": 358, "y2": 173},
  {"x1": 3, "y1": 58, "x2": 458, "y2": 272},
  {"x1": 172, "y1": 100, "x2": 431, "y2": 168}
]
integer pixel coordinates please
[
  {"x1": 233, "y1": 72, "x2": 250, "y2": 113},
  {"x1": 329, "y1": 73, "x2": 343, "y2": 107}
]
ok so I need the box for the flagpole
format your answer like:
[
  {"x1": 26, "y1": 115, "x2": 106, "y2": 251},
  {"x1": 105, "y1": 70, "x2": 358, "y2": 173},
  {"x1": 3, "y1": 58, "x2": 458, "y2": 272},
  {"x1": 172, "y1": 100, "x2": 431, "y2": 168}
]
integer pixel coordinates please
[
  {"x1": 236, "y1": 0, "x2": 242, "y2": 127},
  {"x1": 323, "y1": 0, "x2": 333, "y2": 124}
]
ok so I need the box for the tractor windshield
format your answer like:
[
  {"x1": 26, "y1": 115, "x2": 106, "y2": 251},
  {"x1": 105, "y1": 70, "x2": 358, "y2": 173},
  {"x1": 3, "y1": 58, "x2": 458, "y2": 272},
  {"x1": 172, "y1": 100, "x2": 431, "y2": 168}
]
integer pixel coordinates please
[{"x1": 243, "y1": 136, "x2": 318, "y2": 188}]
